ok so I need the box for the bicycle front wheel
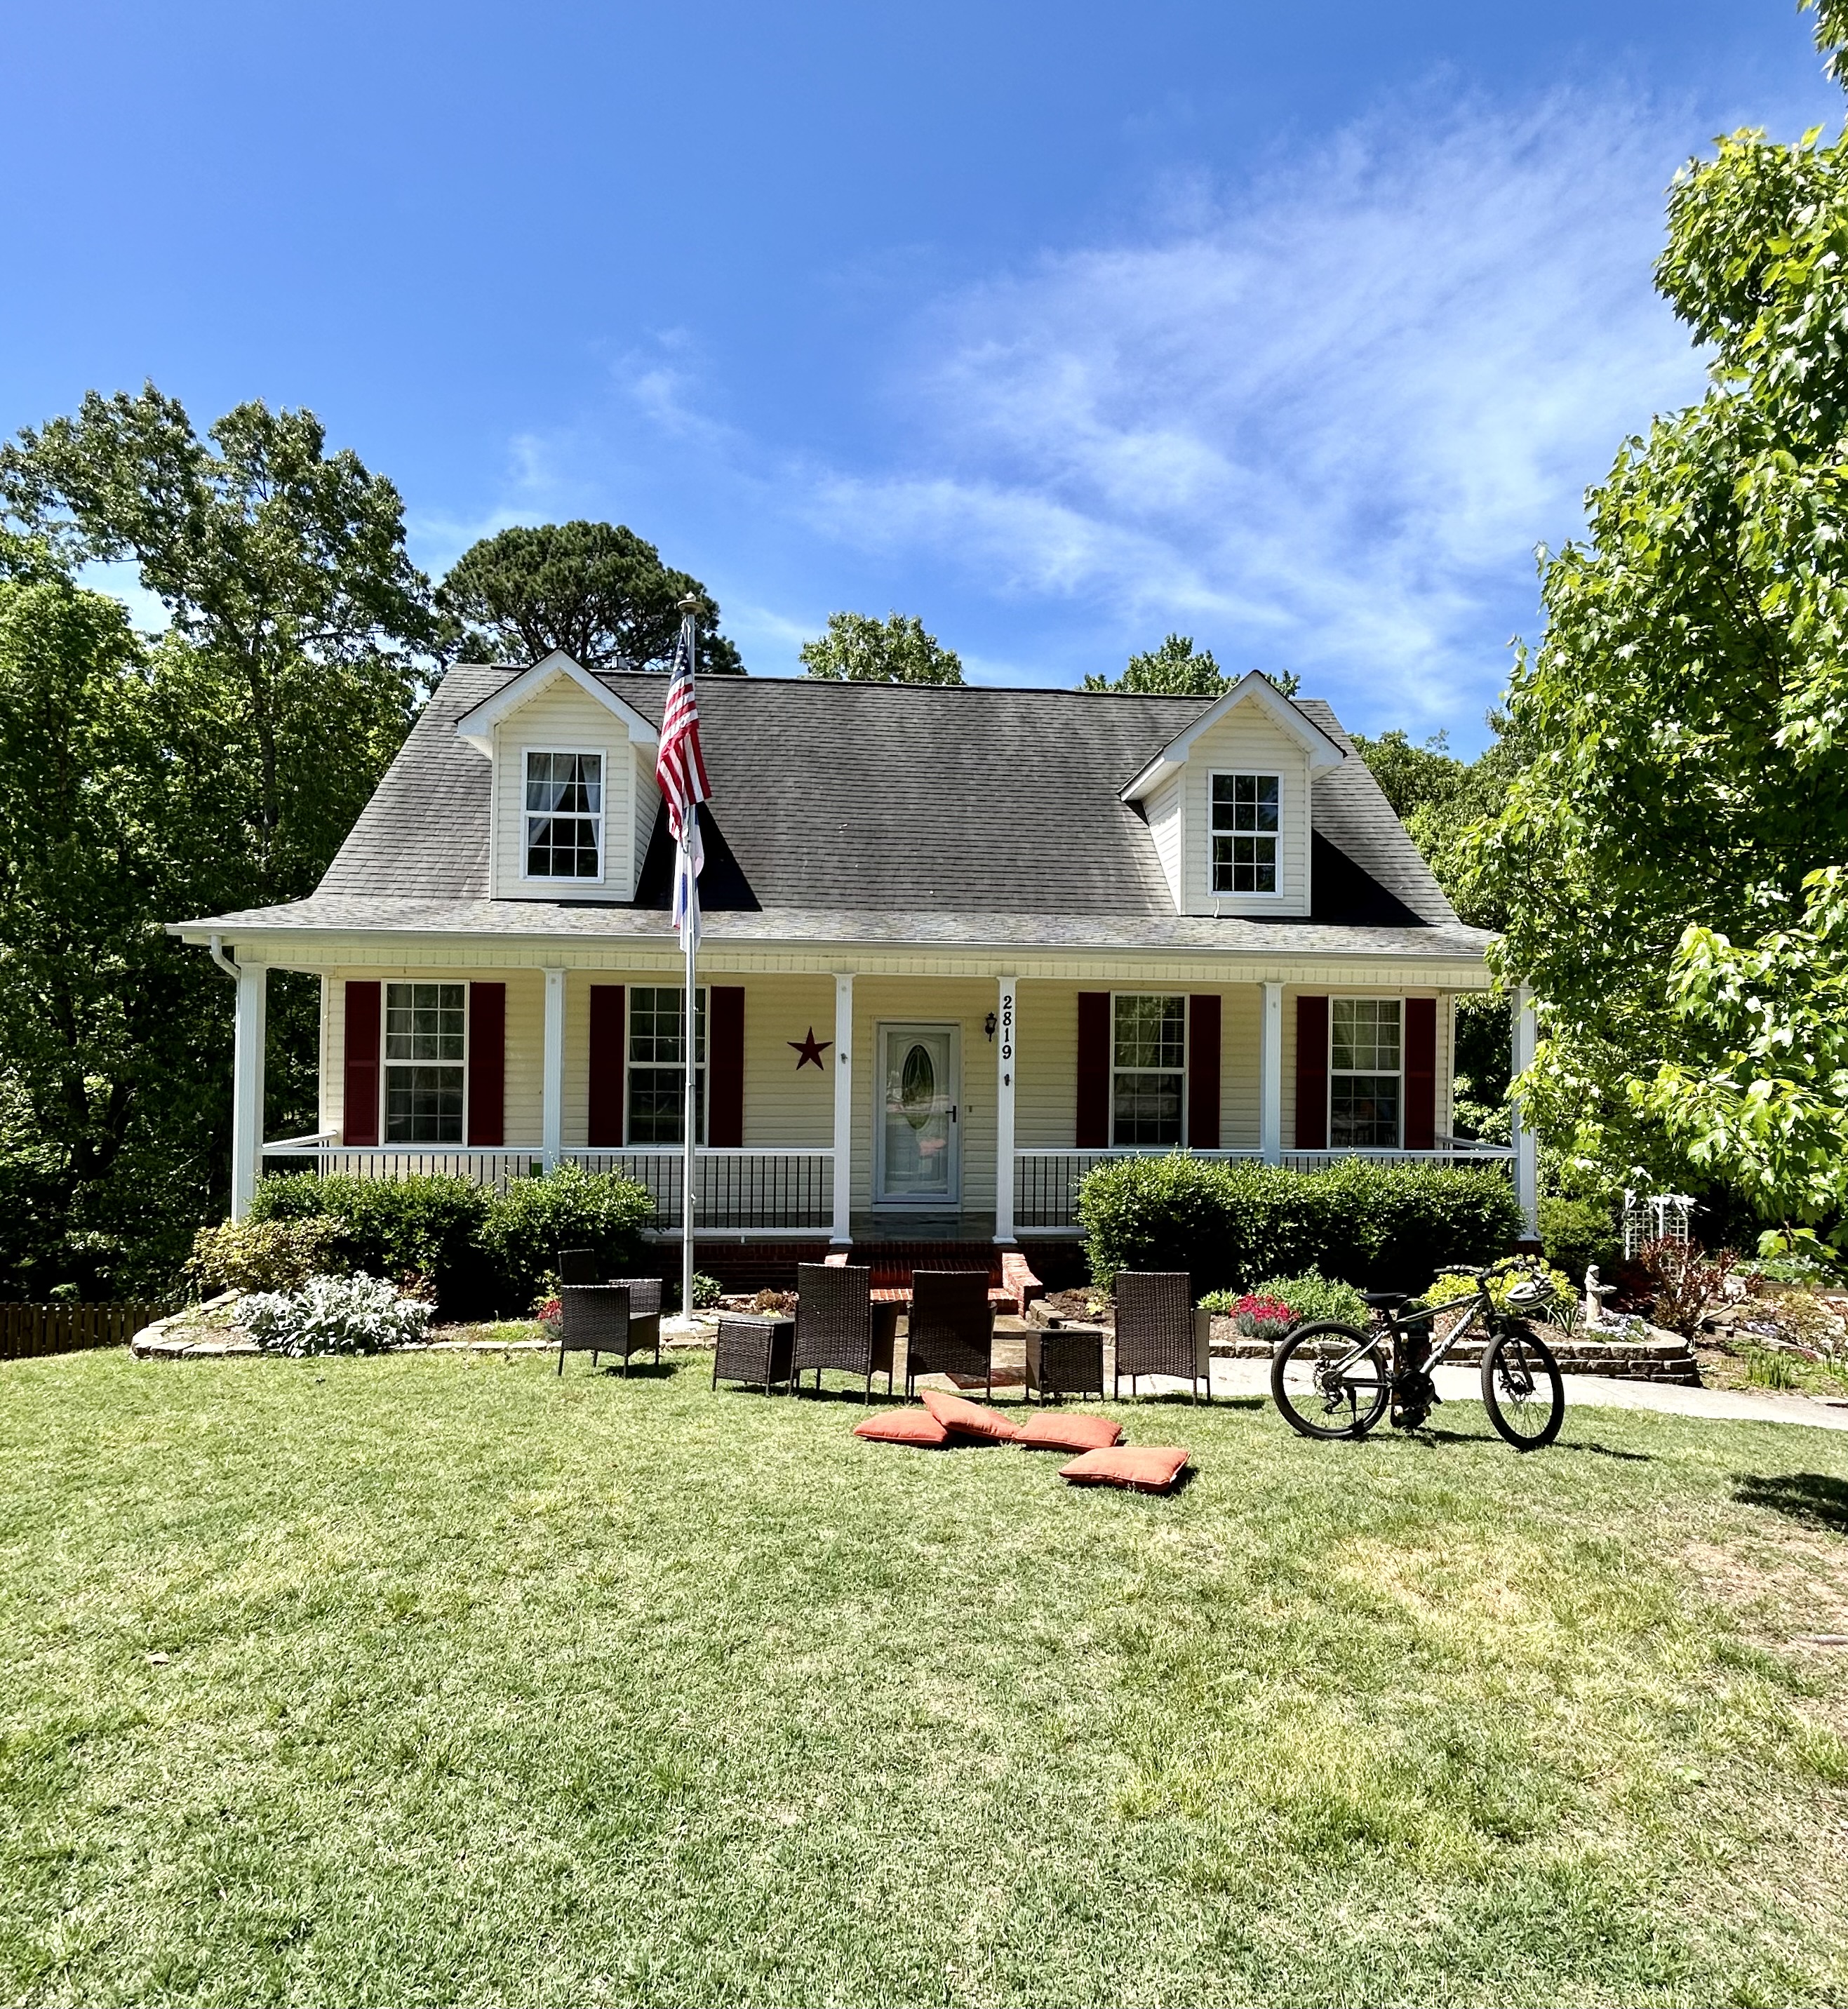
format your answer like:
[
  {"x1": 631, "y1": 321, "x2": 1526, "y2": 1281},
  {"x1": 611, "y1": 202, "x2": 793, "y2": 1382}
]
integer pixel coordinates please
[
  {"x1": 1271, "y1": 1321, "x2": 1391, "y2": 1441},
  {"x1": 1481, "y1": 1326, "x2": 1565, "y2": 1451}
]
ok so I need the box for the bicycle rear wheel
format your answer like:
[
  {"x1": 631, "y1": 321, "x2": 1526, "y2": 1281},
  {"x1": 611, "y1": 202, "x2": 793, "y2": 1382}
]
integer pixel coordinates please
[
  {"x1": 1481, "y1": 1326, "x2": 1565, "y2": 1451},
  {"x1": 1271, "y1": 1321, "x2": 1391, "y2": 1441}
]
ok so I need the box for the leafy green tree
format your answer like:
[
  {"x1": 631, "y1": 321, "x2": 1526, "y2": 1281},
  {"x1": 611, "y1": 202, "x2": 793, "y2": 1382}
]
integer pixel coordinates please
[
  {"x1": 0, "y1": 385, "x2": 441, "y2": 894},
  {"x1": 438, "y1": 521, "x2": 743, "y2": 675},
  {"x1": 798, "y1": 610, "x2": 963, "y2": 683},
  {"x1": 0, "y1": 388, "x2": 445, "y2": 1292},
  {"x1": 1640, "y1": 867, "x2": 1848, "y2": 1250},
  {"x1": 0, "y1": 569, "x2": 211, "y2": 1293},
  {"x1": 1084, "y1": 634, "x2": 1223, "y2": 695},
  {"x1": 1083, "y1": 634, "x2": 1299, "y2": 698},
  {"x1": 1468, "y1": 0, "x2": 1848, "y2": 1192},
  {"x1": 1351, "y1": 724, "x2": 1521, "y2": 933}
]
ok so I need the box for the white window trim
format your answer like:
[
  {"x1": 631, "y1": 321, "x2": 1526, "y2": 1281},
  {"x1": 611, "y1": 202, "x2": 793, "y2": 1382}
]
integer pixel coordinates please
[
  {"x1": 625, "y1": 983, "x2": 709, "y2": 1147},
  {"x1": 1327, "y1": 993, "x2": 1404, "y2": 1151},
  {"x1": 1207, "y1": 768, "x2": 1286, "y2": 901},
  {"x1": 381, "y1": 979, "x2": 471, "y2": 1147},
  {"x1": 1109, "y1": 990, "x2": 1190, "y2": 1150},
  {"x1": 519, "y1": 744, "x2": 610, "y2": 888}
]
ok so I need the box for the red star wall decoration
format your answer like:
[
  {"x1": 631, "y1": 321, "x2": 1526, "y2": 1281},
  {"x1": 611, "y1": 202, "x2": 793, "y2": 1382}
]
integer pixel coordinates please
[{"x1": 789, "y1": 1027, "x2": 831, "y2": 1070}]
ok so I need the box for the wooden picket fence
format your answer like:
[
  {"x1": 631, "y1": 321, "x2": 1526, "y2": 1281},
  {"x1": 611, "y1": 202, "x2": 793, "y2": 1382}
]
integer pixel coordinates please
[{"x1": 0, "y1": 1302, "x2": 172, "y2": 1361}]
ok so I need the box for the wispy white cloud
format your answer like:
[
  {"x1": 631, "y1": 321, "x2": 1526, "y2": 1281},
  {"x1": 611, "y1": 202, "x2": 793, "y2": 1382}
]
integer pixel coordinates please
[{"x1": 804, "y1": 88, "x2": 1716, "y2": 728}]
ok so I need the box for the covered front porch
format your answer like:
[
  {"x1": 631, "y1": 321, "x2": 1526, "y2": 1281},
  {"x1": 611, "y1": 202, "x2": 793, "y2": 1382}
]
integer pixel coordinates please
[{"x1": 227, "y1": 951, "x2": 1534, "y2": 1247}]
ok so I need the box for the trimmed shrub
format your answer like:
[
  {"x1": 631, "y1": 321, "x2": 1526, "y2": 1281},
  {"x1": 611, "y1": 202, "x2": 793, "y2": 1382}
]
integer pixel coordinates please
[
  {"x1": 1539, "y1": 1194, "x2": 1619, "y2": 1283},
  {"x1": 243, "y1": 1272, "x2": 431, "y2": 1356},
  {"x1": 248, "y1": 1166, "x2": 654, "y2": 1318},
  {"x1": 250, "y1": 1174, "x2": 493, "y2": 1315},
  {"x1": 188, "y1": 1215, "x2": 341, "y2": 1295},
  {"x1": 473, "y1": 1166, "x2": 656, "y2": 1313},
  {"x1": 1078, "y1": 1154, "x2": 1524, "y2": 1294}
]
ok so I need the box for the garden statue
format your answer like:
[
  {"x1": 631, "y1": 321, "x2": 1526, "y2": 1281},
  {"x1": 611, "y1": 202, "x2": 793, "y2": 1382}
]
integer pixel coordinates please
[{"x1": 1582, "y1": 1264, "x2": 1617, "y2": 1335}]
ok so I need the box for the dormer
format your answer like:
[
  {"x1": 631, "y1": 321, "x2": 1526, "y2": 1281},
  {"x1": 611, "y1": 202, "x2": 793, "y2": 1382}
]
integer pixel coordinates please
[
  {"x1": 453, "y1": 652, "x2": 659, "y2": 901},
  {"x1": 1120, "y1": 671, "x2": 1346, "y2": 917}
]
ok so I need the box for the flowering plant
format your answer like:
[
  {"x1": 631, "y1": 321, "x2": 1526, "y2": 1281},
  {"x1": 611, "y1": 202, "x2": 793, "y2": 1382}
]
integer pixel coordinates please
[
  {"x1": 1231, "y1": 1293, "x2": 1297, "y2": 1343},
  {"x1": 534, "y1": 1295, "x2": 563, "y2": 1339}
]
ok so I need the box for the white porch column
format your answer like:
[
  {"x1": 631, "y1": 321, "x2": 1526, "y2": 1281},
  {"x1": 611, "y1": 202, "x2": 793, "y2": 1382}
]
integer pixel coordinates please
[
  {"x1": 1259, "y1": 980, "x2": 1283, "y2": 1165},
  {"x1": 542, "y1": 968, "x2": 565, "y2": 1171},
  {"x1": 994, "y1": 975, "x2": 1017, "y2": 1243},
  {"x1": 1510, "y1": 982, "x2": 1539, "y2": 1241},
  {"x1": 831, "y1": 973, "x2": 854, "y2": 1244},
  {"x1": 229, "y1": 959, "x2": 267, "y2": 1221}
]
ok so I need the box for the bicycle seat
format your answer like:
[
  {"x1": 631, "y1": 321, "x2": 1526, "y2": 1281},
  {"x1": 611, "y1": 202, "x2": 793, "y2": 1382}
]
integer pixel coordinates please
[{"x1": 1361, "y1": 1290, "x2": 1411, "y2": 1309}]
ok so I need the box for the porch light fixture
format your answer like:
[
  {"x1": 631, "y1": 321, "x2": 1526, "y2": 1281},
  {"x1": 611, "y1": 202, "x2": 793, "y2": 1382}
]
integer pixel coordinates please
[{"x1": 984, "y1": 1012, "x2": 997, "y2": 1041}]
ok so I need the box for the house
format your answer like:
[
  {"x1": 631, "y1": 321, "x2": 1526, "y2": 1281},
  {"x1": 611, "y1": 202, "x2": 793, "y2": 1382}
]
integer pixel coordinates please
[{"x1": 173, "y1": 653, "x2": 1534, "y2": 1271}]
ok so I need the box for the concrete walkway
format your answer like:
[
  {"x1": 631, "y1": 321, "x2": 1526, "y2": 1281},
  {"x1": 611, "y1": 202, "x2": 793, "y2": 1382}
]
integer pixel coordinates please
[{"x1": 1205, "y1": 1356, "x2": 1848, "y2": 1432}]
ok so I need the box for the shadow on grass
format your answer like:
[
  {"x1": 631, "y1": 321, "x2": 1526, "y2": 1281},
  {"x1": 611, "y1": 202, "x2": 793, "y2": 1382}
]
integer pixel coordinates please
[{"x1": 1733, "y1": 1471, "x2": 1848, "y2": 1534}]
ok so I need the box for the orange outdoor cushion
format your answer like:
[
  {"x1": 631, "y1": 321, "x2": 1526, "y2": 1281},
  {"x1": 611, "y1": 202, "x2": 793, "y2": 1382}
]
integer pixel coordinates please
[
  {"x1": 1014, "y1": 1411, "x2": 1123, "y2": 1453},
  {"x1": 853, "y1": 1409, "x2": 951, "y2": 1447},
  {"x1": 1058, "y1": 1445, "x2": 1191, "y2": 1493},
  {"x1": 920, "y1": 1389, "x2": 1019, "y2": 1441}
]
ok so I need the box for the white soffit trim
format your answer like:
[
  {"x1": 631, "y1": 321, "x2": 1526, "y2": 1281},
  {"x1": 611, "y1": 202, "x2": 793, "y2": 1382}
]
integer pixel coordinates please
[
  {"x1": 452, "y1": 651, "x2": 660, "y2": 756},
  {"x1": 1119, "y1": 670, "x2": 1346, "y2": 802}
]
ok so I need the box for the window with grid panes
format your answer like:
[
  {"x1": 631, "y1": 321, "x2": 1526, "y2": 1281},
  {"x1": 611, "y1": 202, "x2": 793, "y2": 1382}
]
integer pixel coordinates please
[
  {"x1": 627, "y1": 987, "x2": 707, "y2": 1144},
  {"x1": 383, "y1": 982, "x2": 466, "y2": 1142},
  {"x1": 1330, "y1": 997, "x2": 1402, "y2": 1149},
  {"x1": 1210, "y1": 772, "x2": 1280, "y2": 893},
  {"x1": 1111, "y1": 994, "x2": 1186, "y2": 1147},
  {"x1": 524, "y1": 750, "x2": 603, "y2": 878}
]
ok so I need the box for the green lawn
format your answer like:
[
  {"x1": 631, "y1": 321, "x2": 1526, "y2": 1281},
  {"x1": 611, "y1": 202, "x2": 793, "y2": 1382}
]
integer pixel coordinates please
[{"x1": 5, "y1": 1349, "x2": 1848, "y2": 2008}]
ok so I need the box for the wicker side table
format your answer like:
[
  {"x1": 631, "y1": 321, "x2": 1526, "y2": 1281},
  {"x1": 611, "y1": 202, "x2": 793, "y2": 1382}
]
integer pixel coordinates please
[
  {"x1": 1024, "y1": 1323, "x2": 1106, "y2": 1403},
  {"x1": 713, "y1": 1315, "x2": 796, "y2": 1394}
]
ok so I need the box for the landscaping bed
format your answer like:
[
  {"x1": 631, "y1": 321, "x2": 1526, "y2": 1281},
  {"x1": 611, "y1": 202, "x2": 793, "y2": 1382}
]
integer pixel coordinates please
[{"x1": 6, "y1": 1346, "x2": 1848, "y2": 2004}]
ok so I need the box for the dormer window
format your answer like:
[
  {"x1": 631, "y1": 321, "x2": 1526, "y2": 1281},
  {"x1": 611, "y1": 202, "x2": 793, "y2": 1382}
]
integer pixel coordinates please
[
  {"x1": 525, "y1": 751, "x2": 603, "y2": 879},
  {"x1": 1211, "y1": 773, "x2": 1280, "y2": 895}
]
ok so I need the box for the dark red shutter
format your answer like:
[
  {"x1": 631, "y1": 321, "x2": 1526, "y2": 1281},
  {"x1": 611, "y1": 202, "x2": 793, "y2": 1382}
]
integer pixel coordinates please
[
  {"x1": 1188, "y1": 994, "x2": 1221, "y2": 1149},
  {"x1": 1403, "y1": 997, "x2": 1436, "y2": 1151},
  {"x1": 588, "y1": 985, "x2": 625, "y2": 1147},
  {"x1": 344, "y1": 981, "x2": 380, "y2": 1147},
  {"x1": 467, "y1": 982, "x2": 505, "y2": 1146},
  {"x1": 1076, "y1": 992, "x2": 1111, "y2": 1147},
  {"x1": 709, "y1": 985, "x2": 745, "y2": 1148},
  {"x1": 1294, "y1": 995, "x2": 1328, "y2": 1149}
]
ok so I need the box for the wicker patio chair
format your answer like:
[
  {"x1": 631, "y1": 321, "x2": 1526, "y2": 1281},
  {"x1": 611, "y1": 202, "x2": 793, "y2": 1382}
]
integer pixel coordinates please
[
  {"x1": 904, "y1": 1269, "x2": 996, "y2": 1401},
  {"x1": 791, "y1": 1262, "x2": 895, "y2": 1401},
  {"x1": 556, "y1": 1280, "x2": 662, "y2": 1376},
  {"x1": 557, "y1": 1247, "x2": 602, "y2": 1286},
  {"x1": 1111, "y1": 1271, "x2": 1212, "y2": 1403}
]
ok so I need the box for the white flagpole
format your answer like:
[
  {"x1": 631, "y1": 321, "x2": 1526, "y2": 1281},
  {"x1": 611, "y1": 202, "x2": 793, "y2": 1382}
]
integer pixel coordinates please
[{"x1": 678, "y1": 596, "x2": 700, "y2": 1324}]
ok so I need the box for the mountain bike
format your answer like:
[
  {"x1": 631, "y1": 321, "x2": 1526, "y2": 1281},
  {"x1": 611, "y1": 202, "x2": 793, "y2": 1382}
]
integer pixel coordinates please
[{"x1": 1269, "y1": 1259, "x2": 1566, "y2": 1451}]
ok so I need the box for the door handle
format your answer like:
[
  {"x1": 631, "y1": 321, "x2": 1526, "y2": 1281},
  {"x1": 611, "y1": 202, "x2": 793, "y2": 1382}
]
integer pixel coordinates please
[{"x1": 950, "y1": 1105, "x2": 958, "y2": 1123}]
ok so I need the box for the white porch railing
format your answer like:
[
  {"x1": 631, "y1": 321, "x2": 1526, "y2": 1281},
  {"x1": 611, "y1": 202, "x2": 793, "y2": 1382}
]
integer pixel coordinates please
[
  {"x1": 258, "y1": 1142, "x2": 834, "y2": 1235},
  {"x1": 1012, "y1": 1143, "x2": 1517, "y2": 1233},
  {"x1": 562, "y1": 1148, "x2": 833, "y2": 1235}
]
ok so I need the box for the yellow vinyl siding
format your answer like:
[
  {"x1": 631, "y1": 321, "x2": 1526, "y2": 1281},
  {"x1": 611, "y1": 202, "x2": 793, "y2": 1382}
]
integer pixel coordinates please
[
  {"x1": 558, "y1": 970, "x2": 836, "y2": 1148},
  {"x1": 1180, "y1": 702, "x2": 1311, "y2": 915},
  {"x1": 1280, "y1": 984, "x2": 1447, "y2": 1149},
  {"x1": 489, "y1": 680, "x2": 636, "y2": 899},
  {"x1": 319, "y1": 967, "x2": 546, "y2": 1144},
  {"x1": 1146, "y1": 773, "x2": 1184, "y2": 910},
  {"x1": 1015, "y1": 979, "x2": 1264, "y2": 1151}
]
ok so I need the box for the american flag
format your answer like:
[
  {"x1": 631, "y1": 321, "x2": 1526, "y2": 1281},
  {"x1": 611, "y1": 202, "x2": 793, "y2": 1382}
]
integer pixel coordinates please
[{"x1": 656, "y1": 610, "x2": 710, "y2": 940}]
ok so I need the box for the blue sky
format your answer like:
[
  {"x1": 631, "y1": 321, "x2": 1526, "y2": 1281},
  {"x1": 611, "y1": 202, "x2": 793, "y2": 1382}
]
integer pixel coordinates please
[{"x1": 2, "y1": 2, "x2": 1840, "y2": 747}]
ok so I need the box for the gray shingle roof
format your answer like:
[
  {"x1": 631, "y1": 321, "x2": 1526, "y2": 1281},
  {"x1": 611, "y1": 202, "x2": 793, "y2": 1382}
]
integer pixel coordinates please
[{"x1": 199, "y1": 665, "x2": 1482, "y2": 955}]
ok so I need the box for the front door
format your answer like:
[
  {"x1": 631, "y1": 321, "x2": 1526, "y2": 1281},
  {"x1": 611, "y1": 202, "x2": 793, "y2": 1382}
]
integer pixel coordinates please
[{"x1": 876, "y1": 1024, "x2": 960, "y2": 1205}]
